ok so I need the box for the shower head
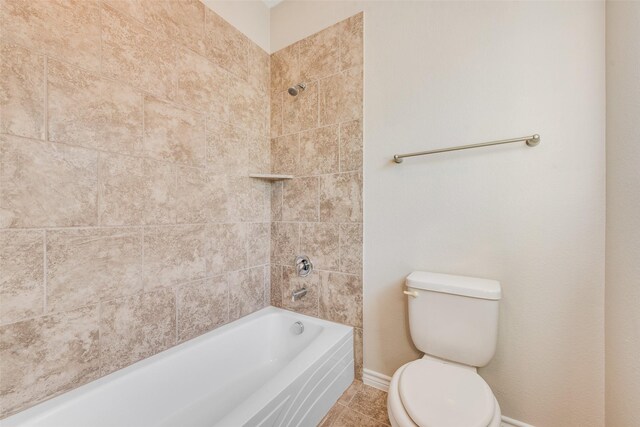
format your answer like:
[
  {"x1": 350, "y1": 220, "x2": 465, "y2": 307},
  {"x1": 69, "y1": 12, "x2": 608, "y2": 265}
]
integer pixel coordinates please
[{"x1": 288, "y1": 83, "x2": 307, "y2": 96}]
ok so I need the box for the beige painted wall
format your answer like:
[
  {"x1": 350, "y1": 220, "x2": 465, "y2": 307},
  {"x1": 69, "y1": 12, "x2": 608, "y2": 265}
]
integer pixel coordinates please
[
  {"x1": 272, "y1": 1, "x2": 606, "y2": 425},
  {"x1": 605, "y1": 1, "x2": 640, "y2": 426}
]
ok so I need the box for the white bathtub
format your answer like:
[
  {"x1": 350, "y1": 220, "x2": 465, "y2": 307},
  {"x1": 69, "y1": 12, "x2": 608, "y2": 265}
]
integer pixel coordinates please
[{"x1": 2, "y1": 307, "x2": 354, "y2": 427}]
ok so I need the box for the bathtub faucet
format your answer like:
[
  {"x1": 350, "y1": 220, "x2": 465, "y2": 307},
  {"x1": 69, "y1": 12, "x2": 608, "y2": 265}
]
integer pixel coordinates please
[{"x1": 291, "y1": 287, "x2": 308, "y2": 302}]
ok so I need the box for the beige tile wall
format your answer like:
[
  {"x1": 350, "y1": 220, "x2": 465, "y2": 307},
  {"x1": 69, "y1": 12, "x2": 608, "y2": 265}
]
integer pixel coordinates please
[
  {"x1": 0, "y1": 0, "x2": 270, "y2": 418},
  {"x1": 269, "y1": 13, "x2": 364, "y2": 377}
]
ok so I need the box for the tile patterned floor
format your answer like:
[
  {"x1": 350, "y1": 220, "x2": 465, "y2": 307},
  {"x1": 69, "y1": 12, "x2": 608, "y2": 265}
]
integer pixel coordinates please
[{"x1": 319, "y1": 380, "x2": 391, "y2": 427}]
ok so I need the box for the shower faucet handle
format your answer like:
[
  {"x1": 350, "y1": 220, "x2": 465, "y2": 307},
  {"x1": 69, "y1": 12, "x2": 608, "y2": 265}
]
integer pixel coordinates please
[{"x1": 295, "y1": 255, "x2": 313, "y2": 277}]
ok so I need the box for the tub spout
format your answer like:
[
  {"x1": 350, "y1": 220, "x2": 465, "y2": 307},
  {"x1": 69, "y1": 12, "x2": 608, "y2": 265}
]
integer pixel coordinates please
[{"x1": 291, "y1": 287, "x2": 307, "y2": 302}]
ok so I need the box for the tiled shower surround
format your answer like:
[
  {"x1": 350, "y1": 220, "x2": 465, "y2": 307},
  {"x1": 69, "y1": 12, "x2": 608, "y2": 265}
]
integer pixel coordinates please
[
  {"x1": 0, "y1": 0, "x2": 362, "y2": 419},
  {"x1": 269, "y1": 13, "x2": 364, "y2": 377}
]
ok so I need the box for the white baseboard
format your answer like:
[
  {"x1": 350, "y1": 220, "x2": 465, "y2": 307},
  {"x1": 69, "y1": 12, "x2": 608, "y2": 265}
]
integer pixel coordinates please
[
  {"x1": 363, "y1": 368, "x2": 391, "y2": 391},
  {"x1": 362, "y1": 369, "x2": 534, "y2": 427},
  {"x1": 500, "y1": 416, "x2": 535, "y2": 427}
]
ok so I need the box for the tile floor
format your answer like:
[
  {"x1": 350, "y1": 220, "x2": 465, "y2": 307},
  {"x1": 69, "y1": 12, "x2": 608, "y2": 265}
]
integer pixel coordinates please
[{"x1": 319, "y1": 380, "x2": 391, "y2": 427}]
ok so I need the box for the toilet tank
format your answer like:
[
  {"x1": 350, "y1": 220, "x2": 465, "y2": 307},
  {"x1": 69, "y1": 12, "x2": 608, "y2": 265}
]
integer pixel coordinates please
[{"x1": 406, "y1": 271, "x2": 501, "y2": 367}]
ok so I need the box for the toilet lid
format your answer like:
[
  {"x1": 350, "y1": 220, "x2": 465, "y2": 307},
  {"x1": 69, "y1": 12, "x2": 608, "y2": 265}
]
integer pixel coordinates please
[{"x1": 399, "y1": 359, "x2": 495, "y2": 427}]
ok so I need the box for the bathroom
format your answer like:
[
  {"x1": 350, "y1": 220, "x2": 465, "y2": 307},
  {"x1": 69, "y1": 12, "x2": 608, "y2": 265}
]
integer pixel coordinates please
[{"x1": 0, "y1": 0, "x2": 637, "y2": 426}]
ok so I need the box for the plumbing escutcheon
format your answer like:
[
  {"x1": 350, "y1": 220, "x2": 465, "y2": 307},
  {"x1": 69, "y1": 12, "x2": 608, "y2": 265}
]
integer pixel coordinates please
[{"x1": 295, "y1": 255, "x2": 313, "y2": 277}]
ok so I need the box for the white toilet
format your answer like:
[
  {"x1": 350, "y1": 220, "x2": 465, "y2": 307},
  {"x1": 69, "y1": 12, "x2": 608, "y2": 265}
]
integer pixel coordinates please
[{"x1": 387, "y1": 271, "x2": 503, "y2": 427}]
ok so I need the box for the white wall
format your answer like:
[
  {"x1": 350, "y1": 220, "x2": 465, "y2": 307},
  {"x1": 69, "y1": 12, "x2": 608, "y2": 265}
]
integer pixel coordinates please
[
  {"x1": 605, "y1": 2, "x2": 640, "y2": 426},
  {"x1": 272, "y1": 1, "x2": 606, "y2": 425},
  {"x1": 203, "y1": 0, "x2": 270, "y2": 52}
]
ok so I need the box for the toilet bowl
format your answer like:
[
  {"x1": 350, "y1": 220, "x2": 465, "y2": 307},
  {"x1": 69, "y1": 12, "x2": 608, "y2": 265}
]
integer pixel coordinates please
[
  {"x1": 388, "y1": 271, "x2": 503, "y2": 427},
  {"x1": 387, "y1": 358, "x2": 501, "y2": 427}
]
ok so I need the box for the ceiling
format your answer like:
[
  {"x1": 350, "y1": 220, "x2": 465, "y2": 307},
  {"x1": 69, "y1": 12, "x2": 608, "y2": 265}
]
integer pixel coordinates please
[{"x1": 262, "y1": 0, "x2": 283, "y2": 8}]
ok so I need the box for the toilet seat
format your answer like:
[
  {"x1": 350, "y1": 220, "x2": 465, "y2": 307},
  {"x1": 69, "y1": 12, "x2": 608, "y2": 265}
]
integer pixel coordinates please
[{"x1": 387, "y1": 360, "x2": 502, "y2": 427}]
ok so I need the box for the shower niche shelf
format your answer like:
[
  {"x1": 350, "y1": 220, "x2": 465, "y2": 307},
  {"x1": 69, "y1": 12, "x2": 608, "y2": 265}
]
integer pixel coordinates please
[{"x1": 249, "y1": 173, "x2": 294, "y2": 181}]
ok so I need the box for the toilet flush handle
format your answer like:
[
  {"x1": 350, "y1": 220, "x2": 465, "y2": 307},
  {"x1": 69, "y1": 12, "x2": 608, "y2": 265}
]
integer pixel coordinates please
[{"x1": 403, "y1": 290, "x2": 419, "y2": 297}]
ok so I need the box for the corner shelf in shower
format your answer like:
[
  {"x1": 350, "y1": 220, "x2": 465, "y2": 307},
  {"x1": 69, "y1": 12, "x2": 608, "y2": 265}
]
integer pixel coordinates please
[{"x1": 249, "y1": 173, "x2": 294, "y2": 181}]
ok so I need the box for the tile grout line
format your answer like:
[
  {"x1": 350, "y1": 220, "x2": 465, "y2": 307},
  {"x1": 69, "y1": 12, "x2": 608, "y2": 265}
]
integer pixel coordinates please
[
  {"x1": 43, "y1": 55, "x2": 48, "y2": 141},
  {"x1": 5, "y1": 131, "x2": 266, "y2": 174},
  {"x1": 338, "y1": 119, "x2": 342, "y2": 174},
  {"x1": 226, "y1": 271, "x2": 231, "y2": 322},
  {"x1": 274, "y1": 110, "x2": 361, "y2": 139},
  {"x1": 338, "y1": 221, "x2": 343, "y2": 272},
  {"x1": 0, "y1": 264, "x2": 270, "y2": 329},
  {"x1": 36, "y1": 58, "x2": 266, "y2": 144},
  {"x1": 42, "y1": 230, "x2": 47, "y2": 314},
  {"x1": 346, "y1": 403, "x2": 391, "y2": 427},
  {"x1": 0, "y1": 220, "x2": 281, "y2": 233},
  {"x1": 141, "y1": 91, "x2": 145, "y2": 162},
  {"x1": 96, "y1": 149, "x2": 101, "y2": 226},
  {"x1": 7, "y1": 40, "x2": 267, "y2": 127},
  {"x1": 317, "y1": 173, "x2": 321, "y2": 222},
  {"x1": 174, "y1": 285, "x2": 179, "y2": 345},
  {"x1": 97, "y1": 297, "x2": 102, "y2": 376},
  {"x1": 141, "y1": 226, "x2": 146, "y2": 295},
  {"x1": 4, "y1": 124, "x2": 347, "y2": 190},
  {"x1": 103, "y1": 2, "x2": 263, "y2": 95},
  {"x1": 98, "y1": 1, "x2": 103, "y2": 81}
]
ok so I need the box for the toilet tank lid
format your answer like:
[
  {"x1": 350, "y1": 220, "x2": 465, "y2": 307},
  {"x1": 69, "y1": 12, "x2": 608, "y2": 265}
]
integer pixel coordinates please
[{"x1": 406, "y1": 271, "x2": 501, "y2": 300}]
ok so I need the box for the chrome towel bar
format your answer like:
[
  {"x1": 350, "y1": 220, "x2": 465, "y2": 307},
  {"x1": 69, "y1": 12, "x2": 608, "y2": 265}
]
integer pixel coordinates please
[{"x1": 392, "y1": 134, "x2": 540, "y2": 163}]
